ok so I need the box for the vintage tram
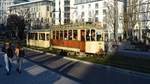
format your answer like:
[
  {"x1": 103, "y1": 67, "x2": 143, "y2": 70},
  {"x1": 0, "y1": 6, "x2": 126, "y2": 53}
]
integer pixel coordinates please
[{"x1": 27, "y1": 23, "x2": 107, "y2": 55}]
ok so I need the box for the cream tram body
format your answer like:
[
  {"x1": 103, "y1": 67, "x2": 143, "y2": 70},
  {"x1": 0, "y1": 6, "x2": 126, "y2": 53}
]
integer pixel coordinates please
[{"x1": 27, "y1": 29, "x2": 50, "y2": 48}]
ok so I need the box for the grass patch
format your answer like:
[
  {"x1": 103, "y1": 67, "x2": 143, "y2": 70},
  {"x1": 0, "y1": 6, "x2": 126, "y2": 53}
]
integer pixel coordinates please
[{"x1": 106, "y1": 54, "x2": 150, "y2": 73}]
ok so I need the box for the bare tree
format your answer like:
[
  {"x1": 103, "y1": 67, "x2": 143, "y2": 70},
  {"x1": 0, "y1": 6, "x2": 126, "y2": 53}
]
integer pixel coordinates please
[
  {"x1": 104, "y1": 0, "x2": 119, "y2": 44},
  {"x1": 125, "y1": 0, "x2": 150, "y2": 42},
  {"x1": 125, "y1": 0, "x2": 140, "y2": 40}
]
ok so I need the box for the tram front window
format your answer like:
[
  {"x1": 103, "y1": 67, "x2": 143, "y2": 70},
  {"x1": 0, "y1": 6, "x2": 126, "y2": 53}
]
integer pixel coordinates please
[
  {"x1": 91, "y1": 29, "x2": 95, "y2": 41},
  {"x1": 86, "y1": 30, "x2": 90, "y2": 41}
]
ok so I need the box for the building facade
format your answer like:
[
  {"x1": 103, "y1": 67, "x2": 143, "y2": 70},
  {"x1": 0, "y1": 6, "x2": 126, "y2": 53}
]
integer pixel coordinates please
[
  {"x1": 9, "y1": 0, "x2": 53, "y2": 29},
  {"x1": 54, "y1": 0, "x2": 75, "y2": 25},
  {"x1": 0, "y1": 0, "x2": 14, "y2": 24},
  {"x1": 72, "y1": 0, "x2": 124, "y2": 40}
]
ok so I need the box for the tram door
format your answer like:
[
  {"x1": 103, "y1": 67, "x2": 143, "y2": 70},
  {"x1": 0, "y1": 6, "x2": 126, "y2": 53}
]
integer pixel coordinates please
[{"x1": 80, "y1": 30, "x2": 85, "y2": 52}]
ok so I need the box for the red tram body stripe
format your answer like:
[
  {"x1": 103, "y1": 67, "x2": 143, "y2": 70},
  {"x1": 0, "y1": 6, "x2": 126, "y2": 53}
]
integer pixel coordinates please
[{"x1": 50, "y1": 39, "x2": 85, "y2": 52}]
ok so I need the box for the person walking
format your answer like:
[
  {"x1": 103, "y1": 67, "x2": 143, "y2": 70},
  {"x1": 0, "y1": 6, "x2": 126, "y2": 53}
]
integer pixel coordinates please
[
  {"x1": 0, "y1": 43, "x2": 6, "y2": 68},
  {"x1": 2, "y1": 42, "x2": 14, "y2": 75},
  {"x1": 15, "y1": 42, "x2": 25, "y2": 74}
]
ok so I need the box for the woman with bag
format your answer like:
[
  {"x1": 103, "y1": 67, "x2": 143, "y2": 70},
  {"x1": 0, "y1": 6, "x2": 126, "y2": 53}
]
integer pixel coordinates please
[{"x1": 15, "y1": 42, "x2": 25, "y2": 74}]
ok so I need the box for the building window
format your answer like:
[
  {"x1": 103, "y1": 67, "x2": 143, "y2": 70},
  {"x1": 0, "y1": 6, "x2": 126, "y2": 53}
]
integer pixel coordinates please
[
  {"x1": 88, "y1": 18, "x2": 92, "y2": 22},
  {"x1": 81, "y1": 12, "x2": 84, "y2": 17},
  {"x1": 95, "y1": 3, "x2": 98, "y2": 9},
  {"x1": 89, "y1": 11, "x2": 92, "y2": 17},
  {"x1": 103, "y1": 9, "x2": 106, "y2": 15},
  {"x1": 95, "y1": 10, "x2": 99, "y2": 15},
  {"x1": 95, "y1": 17, "x2": 99, "y2": 22},
  {"x1": 88, "y1": 4, "x2": 91, "y2": 8},
  {"x1": 47, "y1": 6, "x2": 49, "y2": 11},
  {"x1": 64, "y1": 7, "x2": 70, "y2": 11},
  {"x1": 64, "y1": 1, "x2": 70, "y2": 5},
  {"x1": 82, "y1": 5, "x2": 84, "y2": 9},
  {"x1": 82, "y1": 18, "x2": 84, "y2": 22}
]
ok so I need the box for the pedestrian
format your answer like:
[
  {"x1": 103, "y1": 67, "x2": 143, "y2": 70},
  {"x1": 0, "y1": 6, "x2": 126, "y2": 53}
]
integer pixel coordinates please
[
  {"x1": 15, "y1": 42, "x2": 25, "y2": 74},
  {"x1": 1, "y1": 42, "x2": 14, "y2": 75},
  {"x1": 0, "y1": 43, "x2": 6, "y2": 68}
]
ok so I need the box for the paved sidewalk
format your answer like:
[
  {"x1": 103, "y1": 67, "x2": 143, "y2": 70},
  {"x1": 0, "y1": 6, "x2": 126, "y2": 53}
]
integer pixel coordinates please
[
  {"x1": 118, "y1": 50, "x2": 150, "y2": 58},
  {"x1": 0, "y1": 52, "x2": 80, "y2": 84},
  {"x1": 25, "y1": 49, "x2": 150, "y2": 84}
]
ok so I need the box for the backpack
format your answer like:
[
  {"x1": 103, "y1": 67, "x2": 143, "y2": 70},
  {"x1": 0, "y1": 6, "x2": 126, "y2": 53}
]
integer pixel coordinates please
[
  {"x1": 7, "y1": 47, "x2": 14, "y2": 58},
  {"x1": 19, "y1": 48, "x2": 25, "y2": 57}
]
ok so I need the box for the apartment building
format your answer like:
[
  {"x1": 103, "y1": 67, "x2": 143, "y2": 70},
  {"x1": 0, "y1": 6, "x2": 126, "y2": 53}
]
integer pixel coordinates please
[
  {"x1": 54, "y1": 0, "x2": 75, "y2": 25},
  {"x1": 72, "y1": 0, "x2": 124, "y2": 40},
  {"x1": 9, "y1": 0, "x2": 53, "y2": 29},
  {"x1": 0, "y1": 0, "x2": 14, "y2": 24}
]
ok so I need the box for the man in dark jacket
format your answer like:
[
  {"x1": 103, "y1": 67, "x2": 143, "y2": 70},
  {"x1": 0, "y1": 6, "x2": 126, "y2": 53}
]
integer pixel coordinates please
[{"x1": 2, "y1": 42, "x2": 14, "y2": 75}]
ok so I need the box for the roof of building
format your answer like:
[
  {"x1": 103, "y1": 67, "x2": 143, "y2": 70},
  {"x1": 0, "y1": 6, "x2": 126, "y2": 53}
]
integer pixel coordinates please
[{"x1": 11, "y1": 0, "x2": 53, "y2": 7}]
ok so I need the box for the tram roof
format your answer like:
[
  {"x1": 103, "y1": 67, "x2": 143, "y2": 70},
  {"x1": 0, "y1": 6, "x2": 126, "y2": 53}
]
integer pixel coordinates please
[
  {"x1": 51, "y1": 23, "x2": 104, "y2": 31},
  {"x1": 28, "y1": 29, "x2": 50, "y2": 33}
]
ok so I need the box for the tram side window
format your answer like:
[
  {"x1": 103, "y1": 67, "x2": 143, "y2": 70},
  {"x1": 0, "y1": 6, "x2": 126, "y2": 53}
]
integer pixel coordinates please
[
  {"x1": 53, "y1": 31, "x2": 55, "y2": 39},
  {"x1": 60, "y1": 31, "x2": 63, "y2": 40},
  {"x1": 91, "y1": 29, "x2": 95, "y2": 41},
  {"x1": 46, "y1": 34, "x2": 50, "y2": 40},
  {"x1": 56, "y1": 31, "x2": 59, "y2": 40},
  {"x1": 81, "y1": 30, "x2": 85, "y2": 41},
  {"x1": 33, "y1": 33, "x2": 38, "y2": 40},
  {"x1": 86, "y1": 30, "x2": 90, "y2": 41},
  {"x1": 68, "y1": 30, "x2": 72, "y2": 40},
  {"x1": 73, "y1": 30, "x2": 78, "y2": 40},
  {"x1": 30, "y1": 33, "x2": 34, "y2": 40},
  {"x1": 28, "y1": 33, "x2": 32, "y2": 39},
  {"x1": 39, "y1": 33, "x2": 45, "y2": 40},
  {"x1": 97, "y1": 34, "x2": 101, "y2": 41},
  {"x1": 64, "y1": 30, "x2": 68, "y2": 40}
]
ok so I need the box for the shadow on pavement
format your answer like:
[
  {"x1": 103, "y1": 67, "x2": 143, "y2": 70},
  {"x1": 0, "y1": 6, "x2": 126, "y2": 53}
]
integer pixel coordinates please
[{"x1": 24, "y1": 50, "x2": 150, "y2": 84}]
